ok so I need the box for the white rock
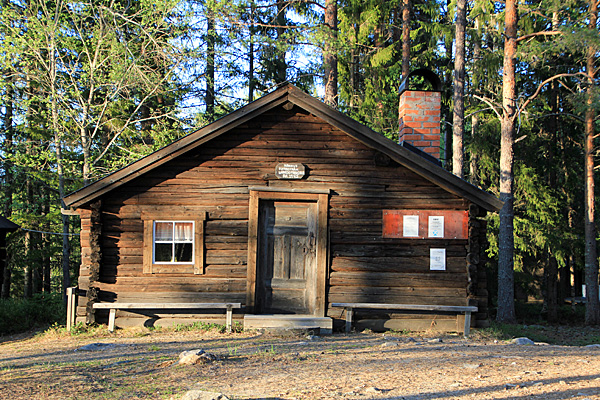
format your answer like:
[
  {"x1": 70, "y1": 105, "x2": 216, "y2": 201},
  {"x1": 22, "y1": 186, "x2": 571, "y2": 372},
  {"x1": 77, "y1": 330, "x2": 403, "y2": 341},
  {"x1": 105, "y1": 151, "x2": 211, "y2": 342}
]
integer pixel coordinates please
[
  {"x1": 584, "y1": 344, "x2": 600, "y2": 348},
  {"x1": 381, "y1": 341, "x2": 399, "y2": 347},
  {"x1": 75, "y1": 343, "x2": 117, "y2": 351},
  {"x1": 179, "y1": 390, "x2": 230, "y2": 400},
  {"x1": 511, "y1": 337, "x2": 535, "y2": 345},
  {"x1": 428, "y1": 338, "x2": 443, "y2": 343},
  {"x1": 179, "y1": 349, "x2": 218, "y2": 365}
]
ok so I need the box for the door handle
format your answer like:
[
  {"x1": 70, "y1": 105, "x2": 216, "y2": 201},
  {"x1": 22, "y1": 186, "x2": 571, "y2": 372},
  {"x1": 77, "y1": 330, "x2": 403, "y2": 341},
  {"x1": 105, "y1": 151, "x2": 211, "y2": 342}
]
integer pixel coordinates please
[{"x1": 309, "y1": 233, "x2": 315, "y2": 249}]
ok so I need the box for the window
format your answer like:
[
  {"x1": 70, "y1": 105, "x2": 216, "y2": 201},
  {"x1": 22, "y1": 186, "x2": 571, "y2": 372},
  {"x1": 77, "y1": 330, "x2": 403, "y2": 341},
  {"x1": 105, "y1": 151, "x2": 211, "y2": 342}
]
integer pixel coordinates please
[
  {"x1": 142, "y1": 212, "x2": 205, "y2": 275},
  {"x1": 153, "y1": 221, "x2": 194, "y2": 263}
]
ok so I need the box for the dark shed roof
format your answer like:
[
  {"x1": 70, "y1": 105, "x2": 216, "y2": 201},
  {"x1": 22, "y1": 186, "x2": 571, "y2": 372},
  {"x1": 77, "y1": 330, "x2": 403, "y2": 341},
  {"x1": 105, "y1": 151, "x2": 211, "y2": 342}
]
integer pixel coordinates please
[
  {"x1": 64, "y1": 84, "x2": 502, "y2": 212},
  {"x1": 0, "y1": 215, "x2": 19, "y2": 232}
]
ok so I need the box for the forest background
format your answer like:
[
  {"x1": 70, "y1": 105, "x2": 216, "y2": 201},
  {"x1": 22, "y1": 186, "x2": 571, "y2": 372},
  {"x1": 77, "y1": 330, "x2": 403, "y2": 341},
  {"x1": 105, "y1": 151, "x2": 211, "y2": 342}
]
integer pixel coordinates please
[{"x1": 1, "y1": 0, "x2": 599, "y2": 330}]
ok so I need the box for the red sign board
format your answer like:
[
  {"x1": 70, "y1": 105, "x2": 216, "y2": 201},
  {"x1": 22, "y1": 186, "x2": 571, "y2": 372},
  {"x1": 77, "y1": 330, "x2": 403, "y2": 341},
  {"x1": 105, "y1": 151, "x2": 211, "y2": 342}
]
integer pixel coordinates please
[{"x1": 382, "y1": 210, "x2": 468, "y2": 239}]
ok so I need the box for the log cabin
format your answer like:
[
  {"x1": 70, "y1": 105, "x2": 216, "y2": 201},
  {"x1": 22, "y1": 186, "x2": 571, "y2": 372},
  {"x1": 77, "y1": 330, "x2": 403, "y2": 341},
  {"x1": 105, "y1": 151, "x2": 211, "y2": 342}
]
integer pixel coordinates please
[
  {"x1": 64, "y1": 82, "x2": 502, "y2": 333},
  {"x1": 0, "y1": 215, "x2": 19, "y2": 295}
]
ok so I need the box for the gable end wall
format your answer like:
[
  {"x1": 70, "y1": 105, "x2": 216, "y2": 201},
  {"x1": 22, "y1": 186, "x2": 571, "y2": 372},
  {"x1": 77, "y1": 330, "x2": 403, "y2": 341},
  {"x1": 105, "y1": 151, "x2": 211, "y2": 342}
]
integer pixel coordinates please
[{"x1": 76, "y1": 106, "x2": 486, "y2": 330}]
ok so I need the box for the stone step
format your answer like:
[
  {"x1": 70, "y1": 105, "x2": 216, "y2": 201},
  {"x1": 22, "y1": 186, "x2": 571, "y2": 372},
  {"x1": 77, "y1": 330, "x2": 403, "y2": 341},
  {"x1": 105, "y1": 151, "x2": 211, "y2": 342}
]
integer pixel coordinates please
[{"x1": 243, "y1": 314, "x2": 333, "y2": 334}]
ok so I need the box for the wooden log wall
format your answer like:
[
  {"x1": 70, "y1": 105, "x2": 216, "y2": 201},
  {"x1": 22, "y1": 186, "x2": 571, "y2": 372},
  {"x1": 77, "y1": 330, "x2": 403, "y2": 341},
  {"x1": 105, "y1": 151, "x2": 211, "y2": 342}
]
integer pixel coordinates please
[
  {"x1": 466, "y1": 203, "x2": 490, "y2": 327},
  {"x1": 76, "y1": 105, "x2": 484, "y2": 329},
  {"x1": 76, "y1": 200, "x2": 102, "y2": 323}
]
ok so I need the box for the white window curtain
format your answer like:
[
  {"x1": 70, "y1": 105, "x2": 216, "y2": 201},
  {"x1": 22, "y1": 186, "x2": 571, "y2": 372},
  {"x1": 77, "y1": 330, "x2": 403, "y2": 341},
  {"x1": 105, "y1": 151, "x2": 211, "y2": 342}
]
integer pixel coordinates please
[
  {"x1": 155, "y1": 222, "x2": 173, "y2": 241},
  {"x1": 174, "y1": 222, "x2": 194, "y2": 241}
]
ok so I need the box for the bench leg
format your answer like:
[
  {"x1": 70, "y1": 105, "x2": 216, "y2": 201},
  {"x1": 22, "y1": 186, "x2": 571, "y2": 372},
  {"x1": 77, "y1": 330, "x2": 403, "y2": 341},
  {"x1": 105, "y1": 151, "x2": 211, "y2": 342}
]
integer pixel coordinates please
[
  {"x1": 66, "y1": 287, "x2": 74, "y2": 331},
  {"x1": 108, "y1": 309, "x2": 116, "y2": 333},
  {"x1": 226, "y1": 306, "x2": 233, "y2": 333},
  {"x1": 464, "y1": 311, "x2": 471, "y2": 337},
  {"x1": 345, "y1": 307, "x2": 353, "y2": 333}
]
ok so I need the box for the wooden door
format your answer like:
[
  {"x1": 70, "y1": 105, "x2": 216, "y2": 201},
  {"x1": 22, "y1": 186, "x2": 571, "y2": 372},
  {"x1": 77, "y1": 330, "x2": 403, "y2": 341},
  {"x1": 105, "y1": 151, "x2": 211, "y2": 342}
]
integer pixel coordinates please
[{"x1": 257, "y1": 200, "x2": 317, "y2": 314}]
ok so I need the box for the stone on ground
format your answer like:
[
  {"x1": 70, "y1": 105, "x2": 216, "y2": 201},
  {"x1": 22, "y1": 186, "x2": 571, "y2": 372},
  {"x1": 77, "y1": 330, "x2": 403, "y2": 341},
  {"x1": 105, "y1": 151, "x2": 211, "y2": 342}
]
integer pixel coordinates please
[
  {"x1": 511, "y1": 337, "x2": 535, "y2": 345},
  {"x1": 179, "y1": 389, "x2": 230, "y2": 400}
]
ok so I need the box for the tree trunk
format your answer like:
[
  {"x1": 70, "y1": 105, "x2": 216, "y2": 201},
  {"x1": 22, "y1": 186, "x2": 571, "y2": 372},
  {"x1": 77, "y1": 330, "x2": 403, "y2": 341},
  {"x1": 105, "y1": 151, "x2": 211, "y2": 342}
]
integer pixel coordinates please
[
  {"x1": 206, "y1": 5, "x2": 215, "y2": 122},
  {"x1": 43, "y1": 190, "x2": 51, "y2": 293},
  {"x1": 349, "y1": 23, "x2": 359, "y2": 109},
  {"x1": 451, "y1": 0, "x2": 467, "y2": 178},
  {"x1": 47, "y1": 32, "x2": 71, "y2": 299},
  {"x1": 497, "y1": 0, "x2": 517, "y2": 323},
  {"x1": 323, "y1": 0, "x2": 338, "y2": 107},
  {"x1": 442, "y1": 0, "x2": 453, "y2": 166},
  {"x1": 275, "y1": 0, "x2": 287, "y2": 85},
  {"x1": 469, "y1": 115, "x2": 479, "y2": 184},
  {"x1": 584, "y1": 0, "x2": 599, "y2": 325},
  {"x1": 1, "y1": 71, "x2": 14, "y2": 298},
  {"x1": 23, "y1": 140, "x2": 35, "y2": 298},
  {"x1": 469, "y1": 17, "x2": 482, "y2": 185},
  {"x1": 546, "y1": 41, "x2": 560, "y2": 321},
  {"x1": 401, "y1": 0, "x2": 411, "y2": 79},
  {"x1": 248, "y1": 1, "x2": 255, "y2": 102}
]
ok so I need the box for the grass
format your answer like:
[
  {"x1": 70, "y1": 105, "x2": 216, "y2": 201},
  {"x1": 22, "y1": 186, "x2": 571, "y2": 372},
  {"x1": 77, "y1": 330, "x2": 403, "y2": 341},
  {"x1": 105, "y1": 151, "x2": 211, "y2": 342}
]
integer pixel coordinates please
[
  {"x1": 0, "y1": 293, "x2": 65, "y2": 336},
  {"x1": 172, "y1": 320, "x2": 228, "y2": 333},
  {"x1": 474, "y1": 322, "x2": 600, "y2": 346},
  {"x1": 470, "y1": 300, "x2": 600, "y2": 346}
]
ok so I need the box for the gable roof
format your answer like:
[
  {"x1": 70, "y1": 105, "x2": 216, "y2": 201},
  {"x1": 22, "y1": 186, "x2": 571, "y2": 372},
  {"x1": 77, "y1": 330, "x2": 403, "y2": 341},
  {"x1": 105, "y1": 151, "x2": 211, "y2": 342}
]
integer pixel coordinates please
[
  {"x1": 64, "y1": 84, "x2": 502, "y2": 212},
  {"x1": 0, "y1": 215, "x2": 19, "y2": 232}
]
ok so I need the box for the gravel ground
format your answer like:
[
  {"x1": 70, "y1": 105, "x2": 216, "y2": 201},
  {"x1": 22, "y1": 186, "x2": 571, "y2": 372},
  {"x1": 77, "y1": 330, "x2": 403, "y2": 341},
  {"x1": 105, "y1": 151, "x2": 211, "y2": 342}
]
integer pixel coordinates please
[{"x1": 1, "y1": 328, "x2": 599, "y2": 399}]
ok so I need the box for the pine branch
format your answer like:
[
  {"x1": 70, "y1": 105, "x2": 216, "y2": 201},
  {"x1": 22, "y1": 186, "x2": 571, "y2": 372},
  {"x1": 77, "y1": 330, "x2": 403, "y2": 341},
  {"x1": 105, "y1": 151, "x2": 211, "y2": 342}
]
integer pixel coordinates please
[
  {"x1": 472, "y1": 95, "x2": 502, "y2": 119},
  {"x1": 517, "y1": 31, "x2": 561, "y2": 42},
  {"x1": 518, "y1": 73, "x2": 587, "y2": 116}
]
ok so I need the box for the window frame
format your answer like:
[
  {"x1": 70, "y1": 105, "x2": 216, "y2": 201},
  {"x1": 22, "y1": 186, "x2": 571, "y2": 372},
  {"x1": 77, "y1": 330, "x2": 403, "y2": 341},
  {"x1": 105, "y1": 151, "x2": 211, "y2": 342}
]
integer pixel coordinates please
[
  {"x1": 142, "y1": 211, "x2": 205, "y2": 275},
  {"x1": 152, "y1": 220, "x2": 196, "y2": 265}
]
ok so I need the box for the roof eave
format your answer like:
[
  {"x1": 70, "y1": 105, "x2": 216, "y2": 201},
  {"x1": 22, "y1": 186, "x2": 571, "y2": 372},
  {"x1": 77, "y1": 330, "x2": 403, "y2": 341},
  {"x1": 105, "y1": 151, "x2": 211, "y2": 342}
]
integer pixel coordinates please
[
  {"x1": 65, "y1": 84, "x2": 502, "y2": 213},
  {"x1": 286, "y1": 89, "x2": 503, "y2": 212},
  {"x1": 64, "y1": 88, "x2": 292, "y2": 208}
]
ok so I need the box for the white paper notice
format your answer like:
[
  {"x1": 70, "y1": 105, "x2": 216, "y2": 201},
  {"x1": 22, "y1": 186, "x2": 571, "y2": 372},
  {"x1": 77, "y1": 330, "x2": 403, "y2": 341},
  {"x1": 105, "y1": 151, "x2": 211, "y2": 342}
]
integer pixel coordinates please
[
  {"x1": 403, "y1": 215, "x2": 419, "y2": 237},
  {"x1": 430, "y1": 248, "x2": 446, "y2": 270},
  {"x1": 428, "y1": 216, "x2": 445, "y2": 238}
]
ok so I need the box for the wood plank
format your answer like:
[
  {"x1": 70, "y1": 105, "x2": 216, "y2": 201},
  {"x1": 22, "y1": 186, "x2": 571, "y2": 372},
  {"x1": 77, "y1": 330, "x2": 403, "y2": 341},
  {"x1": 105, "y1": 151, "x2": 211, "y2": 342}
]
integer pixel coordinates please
[
  {"x1": 93, "y1": 302, "x2": 241, "y2": 309},
  {"x1": 331, "y1": 243, "x2": 467, "y2": 258},
  {"x1": 99, "y1": 291, "x2": 246, "y2": 302},
  {"x1": 330, "y1": 256, "x2": 467, "y2": 273},
  {"x1": 98, "y1": 264, "x2": 247, "y2": 278},
  {"x1": 330, "y1": 303, "x2": 476, "y2": 312},
  {"x1": 328, "y1": 293, "x2": 467, "y2": 306},
  {"x1": 246, "y1": 190, "x2": 259, "y2": 310},
  {"x1": 329, "y1": 271, "x2": 468, "y2": 288},
  {"x1": 353, "y1": 318, "x2": 461, "y2": 333}
]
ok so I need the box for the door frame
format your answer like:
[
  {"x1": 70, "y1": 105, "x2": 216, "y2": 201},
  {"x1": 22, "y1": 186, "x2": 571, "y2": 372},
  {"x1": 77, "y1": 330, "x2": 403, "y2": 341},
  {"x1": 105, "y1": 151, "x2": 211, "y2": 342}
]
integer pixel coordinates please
[{"x1": 246, "y1": 187, "x2": 329, "y2": 316}]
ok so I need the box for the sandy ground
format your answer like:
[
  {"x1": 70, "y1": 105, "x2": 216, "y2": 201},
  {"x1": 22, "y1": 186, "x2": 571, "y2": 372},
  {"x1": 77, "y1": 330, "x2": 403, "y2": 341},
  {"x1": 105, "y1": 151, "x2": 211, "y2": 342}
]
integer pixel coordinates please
[{"x1": 1, "y1": 328, "x2": 599, "y2": 400}]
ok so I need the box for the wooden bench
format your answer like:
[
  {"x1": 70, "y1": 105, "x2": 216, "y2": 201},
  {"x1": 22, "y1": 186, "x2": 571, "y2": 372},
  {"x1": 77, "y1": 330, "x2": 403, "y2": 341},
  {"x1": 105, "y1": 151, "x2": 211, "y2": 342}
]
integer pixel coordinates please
[
  {"x1": 92, "y1": 303, "x2": 242, "y2": 333},
  {"x1": 331, "y1": 303, "x2": 478, "y2": 336}
]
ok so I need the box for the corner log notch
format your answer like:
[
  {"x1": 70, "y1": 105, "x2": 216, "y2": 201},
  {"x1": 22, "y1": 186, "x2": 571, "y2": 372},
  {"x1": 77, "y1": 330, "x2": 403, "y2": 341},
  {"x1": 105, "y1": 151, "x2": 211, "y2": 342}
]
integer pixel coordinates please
[
  {"x1": 467, "y1": 203, "x2": 489, "y2": 326},
  {"x1": 80, "y1": 200, "x2": 102, "y2": 324}
]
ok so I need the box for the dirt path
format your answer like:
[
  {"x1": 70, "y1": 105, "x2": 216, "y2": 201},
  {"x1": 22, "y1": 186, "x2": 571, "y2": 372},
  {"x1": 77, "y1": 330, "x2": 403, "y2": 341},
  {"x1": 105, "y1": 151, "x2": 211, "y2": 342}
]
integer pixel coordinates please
[{"x1": 1, "y1": 329, "x2": 599, "y2": 399}]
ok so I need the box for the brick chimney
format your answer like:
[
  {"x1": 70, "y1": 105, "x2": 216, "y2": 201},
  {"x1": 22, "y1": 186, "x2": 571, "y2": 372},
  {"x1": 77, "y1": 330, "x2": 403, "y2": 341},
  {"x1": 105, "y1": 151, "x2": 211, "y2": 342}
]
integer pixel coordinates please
[{"x1": 398, "y1": 69, "x2": 442, "y2": 160}]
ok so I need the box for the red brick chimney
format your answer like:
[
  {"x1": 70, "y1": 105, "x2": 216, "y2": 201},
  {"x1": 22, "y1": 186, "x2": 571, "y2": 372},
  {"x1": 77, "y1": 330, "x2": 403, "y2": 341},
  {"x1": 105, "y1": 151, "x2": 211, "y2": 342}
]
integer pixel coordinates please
[{"x1": 398, "y1": 70, "x2": 442, "y2": 160}]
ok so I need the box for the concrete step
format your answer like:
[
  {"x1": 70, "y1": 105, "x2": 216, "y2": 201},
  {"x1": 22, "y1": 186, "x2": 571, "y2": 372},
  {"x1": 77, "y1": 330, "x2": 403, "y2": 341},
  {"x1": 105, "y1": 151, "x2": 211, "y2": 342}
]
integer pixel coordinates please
[{"x1": 243, "y1": 314, "x2": 333, "y2": 334}]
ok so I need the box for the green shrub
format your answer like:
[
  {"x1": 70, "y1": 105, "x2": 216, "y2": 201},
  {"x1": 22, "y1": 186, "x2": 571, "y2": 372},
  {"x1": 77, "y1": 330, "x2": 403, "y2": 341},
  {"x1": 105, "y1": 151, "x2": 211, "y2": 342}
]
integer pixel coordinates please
[
  {"x1": 172, "y1": 320, "x2": 227, "y2": 333},
  {"x1": 0, "y1": 293, "x2": 65, "y2": 336}
]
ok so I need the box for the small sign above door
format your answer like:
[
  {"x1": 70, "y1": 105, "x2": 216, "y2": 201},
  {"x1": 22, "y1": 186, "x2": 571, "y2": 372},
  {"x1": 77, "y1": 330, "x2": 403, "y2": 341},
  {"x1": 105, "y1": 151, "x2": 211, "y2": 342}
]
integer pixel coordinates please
[{"x1": 275, "y1": 163, "x2": 306, "y2": 179}]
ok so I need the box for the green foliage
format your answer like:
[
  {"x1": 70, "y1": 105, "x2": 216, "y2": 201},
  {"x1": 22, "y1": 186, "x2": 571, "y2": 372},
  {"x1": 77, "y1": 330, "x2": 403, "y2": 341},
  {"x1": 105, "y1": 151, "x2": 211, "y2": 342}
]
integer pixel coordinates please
[
  {"x1": 171, "y1": 320, "x2": 241, "y2": 333},
  {"x1": 0, "y1": 293, "x2": 65, "y2": 336},
  {"x1": 478, "y1": 312, "x2": 600, "y2": 346}
]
